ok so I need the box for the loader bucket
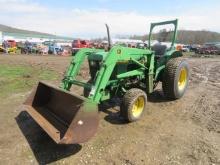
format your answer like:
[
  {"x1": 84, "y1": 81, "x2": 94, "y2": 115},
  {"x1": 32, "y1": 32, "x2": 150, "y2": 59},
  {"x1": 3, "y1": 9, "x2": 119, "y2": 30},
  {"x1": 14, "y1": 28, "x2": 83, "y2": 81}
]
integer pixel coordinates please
[{"x1": 23, "y1": 81, "x2": 99, "y2": 144}]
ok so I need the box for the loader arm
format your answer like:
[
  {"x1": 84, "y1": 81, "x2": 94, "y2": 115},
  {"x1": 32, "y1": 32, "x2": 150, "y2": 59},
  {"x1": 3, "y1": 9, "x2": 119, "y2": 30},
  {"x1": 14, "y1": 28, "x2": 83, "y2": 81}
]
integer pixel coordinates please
[{"x1": 61, "y1": 48, "x2": 104, "y2": 90}]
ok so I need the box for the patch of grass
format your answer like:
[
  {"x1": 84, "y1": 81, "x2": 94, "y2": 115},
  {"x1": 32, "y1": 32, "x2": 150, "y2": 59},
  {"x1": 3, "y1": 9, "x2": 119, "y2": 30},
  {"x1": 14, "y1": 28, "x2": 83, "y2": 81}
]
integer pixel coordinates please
[{"x1": 0, "y1": 65, "x2": 59, "y2": 98}]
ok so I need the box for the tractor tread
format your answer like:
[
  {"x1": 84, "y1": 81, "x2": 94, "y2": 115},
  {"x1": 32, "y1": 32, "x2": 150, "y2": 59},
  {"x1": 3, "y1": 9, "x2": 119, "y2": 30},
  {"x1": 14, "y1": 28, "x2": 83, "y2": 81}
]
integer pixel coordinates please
[
  {"x1": 162, "y1": 57, "x2": 188, "y2": 99},
  {"x1": 121, "y1": 88, "x2": 147, "y2": 122}
]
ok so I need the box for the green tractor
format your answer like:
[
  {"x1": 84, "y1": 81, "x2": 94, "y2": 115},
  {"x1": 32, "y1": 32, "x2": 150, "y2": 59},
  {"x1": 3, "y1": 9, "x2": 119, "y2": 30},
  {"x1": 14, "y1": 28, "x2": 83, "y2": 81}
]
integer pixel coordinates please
[{"x1": 24, "y1": 19, "x2": 189, "y2": 144}]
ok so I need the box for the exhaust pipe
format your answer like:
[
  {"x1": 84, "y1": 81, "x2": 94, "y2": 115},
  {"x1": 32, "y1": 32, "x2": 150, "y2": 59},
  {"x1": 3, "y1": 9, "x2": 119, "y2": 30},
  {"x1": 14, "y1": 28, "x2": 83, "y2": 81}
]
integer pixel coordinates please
[{"x1": 105, "y1": 24, "x2": 112, "y2": 51}]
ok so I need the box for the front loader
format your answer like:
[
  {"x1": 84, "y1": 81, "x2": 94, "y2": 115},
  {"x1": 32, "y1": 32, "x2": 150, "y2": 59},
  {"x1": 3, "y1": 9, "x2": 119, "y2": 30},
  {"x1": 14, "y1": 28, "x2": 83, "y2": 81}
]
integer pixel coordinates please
[{"x1": 23, "y1": 19, "x2": 189, "y2": 144}]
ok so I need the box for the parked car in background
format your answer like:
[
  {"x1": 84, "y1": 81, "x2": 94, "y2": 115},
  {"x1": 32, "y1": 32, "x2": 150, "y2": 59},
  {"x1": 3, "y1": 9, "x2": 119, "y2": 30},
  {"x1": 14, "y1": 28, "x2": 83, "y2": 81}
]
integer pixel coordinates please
[
  {"x1": 196, "y1": 44, "x2": 220, "y2": 55},
  {"x1": 48, "y1": 44, "x2": 62, "y2": 55},
  {"x1": 189, "y1": 44, "x2": 201, "y2": 52},
  {"x1": 43, "y1": 41, "x2": 63, "y2": 55},
  {"x1": 5, "y1": 40, "x2": 17, "y2": 54},
  {"x1": 37, "y1": 44, "x2": 49, "y2": 55},
  {"x1": 182, "y1": 45, "x2": 190, "y2": 52},
  {"x1": 22, "y1": 41, "x2": 35, "y2": 54},
  {"x1": 7, "y1": 40, "x2": 16, "y2": 47},
  {"x1": 136, "y1": 42, "x2": 148, "y2": 49},
  {"x1": 214, "y1": 44, "x2": 220, "y2": 55},
  {"x1": 72, "y1": 39, "x2": 91, "y2": 55}
]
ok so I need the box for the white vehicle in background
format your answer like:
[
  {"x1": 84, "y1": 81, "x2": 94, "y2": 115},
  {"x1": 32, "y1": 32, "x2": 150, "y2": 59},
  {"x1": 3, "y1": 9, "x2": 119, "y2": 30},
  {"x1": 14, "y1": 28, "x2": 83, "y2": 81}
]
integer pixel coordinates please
[{"x1": 182, "y1": 45, "x2": 190, "y2": 52}]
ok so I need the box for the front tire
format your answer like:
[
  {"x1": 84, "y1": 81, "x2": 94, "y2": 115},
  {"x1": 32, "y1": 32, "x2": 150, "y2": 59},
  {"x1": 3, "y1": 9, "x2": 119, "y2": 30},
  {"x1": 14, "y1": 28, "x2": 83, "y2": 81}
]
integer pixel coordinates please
[
  {"x1": 162, "y1": 58, "x2": 189, "y2": 99},
  {"x1": 120, "y1": 88, "x2": 147, "y2": 122}
]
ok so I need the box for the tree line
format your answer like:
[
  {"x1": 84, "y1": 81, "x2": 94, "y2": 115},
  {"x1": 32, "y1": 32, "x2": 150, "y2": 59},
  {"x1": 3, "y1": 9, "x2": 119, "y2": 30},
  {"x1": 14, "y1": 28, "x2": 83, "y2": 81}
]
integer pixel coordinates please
[{"x1": 130, "y1": 30, "x2": 220, "y2": 44}]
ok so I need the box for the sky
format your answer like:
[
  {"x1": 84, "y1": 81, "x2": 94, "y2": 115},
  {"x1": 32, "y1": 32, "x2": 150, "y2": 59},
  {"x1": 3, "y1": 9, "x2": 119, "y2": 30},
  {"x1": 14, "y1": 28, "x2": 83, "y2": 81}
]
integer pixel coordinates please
[{"x1": 0, "y1": 0, "x2": 219, "y2": 38}]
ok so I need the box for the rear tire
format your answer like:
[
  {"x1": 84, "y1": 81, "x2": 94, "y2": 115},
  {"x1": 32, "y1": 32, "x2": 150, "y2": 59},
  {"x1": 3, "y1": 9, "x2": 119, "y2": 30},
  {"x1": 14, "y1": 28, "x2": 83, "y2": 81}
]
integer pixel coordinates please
[
  {"x1": 120, "y1": 88, "x2": 147, "y2": 122},
  {"x1": 162, "y1": 58, "x2": 189, "y2": 99}
]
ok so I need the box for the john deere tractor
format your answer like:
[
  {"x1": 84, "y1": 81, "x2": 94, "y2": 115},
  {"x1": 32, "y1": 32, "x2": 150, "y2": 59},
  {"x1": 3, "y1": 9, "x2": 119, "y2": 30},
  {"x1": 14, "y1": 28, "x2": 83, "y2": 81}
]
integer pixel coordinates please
[{"x1": 24, "y1": 19, "x2": 189, "y2": 144}]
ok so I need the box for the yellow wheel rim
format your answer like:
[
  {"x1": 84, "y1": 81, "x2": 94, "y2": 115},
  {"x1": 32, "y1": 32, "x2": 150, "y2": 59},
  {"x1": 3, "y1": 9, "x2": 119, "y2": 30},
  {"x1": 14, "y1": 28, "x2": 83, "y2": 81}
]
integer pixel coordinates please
[
  {"x1": 132, "y1": 96, "x2": 145, "y2": 118},
  {"x1": 178, "y1": 67, "x2": 187, "y2": 90}
]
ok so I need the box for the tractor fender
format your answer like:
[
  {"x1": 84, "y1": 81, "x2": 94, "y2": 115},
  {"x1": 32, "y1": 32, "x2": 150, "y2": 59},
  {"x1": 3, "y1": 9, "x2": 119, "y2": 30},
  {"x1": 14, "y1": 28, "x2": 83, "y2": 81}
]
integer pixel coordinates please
[
  {"x1": 166, "y1": 50, "x2": 183, "y2": 58},
  {"x1": 155, "y1": 50, "x2": 183, "y2": 82}
]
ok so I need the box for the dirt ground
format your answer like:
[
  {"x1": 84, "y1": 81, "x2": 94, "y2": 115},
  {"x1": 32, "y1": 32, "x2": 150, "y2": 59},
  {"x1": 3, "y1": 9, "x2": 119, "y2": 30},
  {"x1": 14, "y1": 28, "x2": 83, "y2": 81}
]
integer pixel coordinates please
[{"x1": 0, "y1": 54, "x2": 219, "y2": 165}]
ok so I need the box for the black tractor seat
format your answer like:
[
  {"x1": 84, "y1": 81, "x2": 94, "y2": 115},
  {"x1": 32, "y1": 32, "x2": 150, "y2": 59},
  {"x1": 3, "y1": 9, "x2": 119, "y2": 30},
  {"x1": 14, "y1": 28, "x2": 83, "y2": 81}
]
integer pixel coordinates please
[{"x1": 152, "y1": 44, "x2": 167, "y2": 58}]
